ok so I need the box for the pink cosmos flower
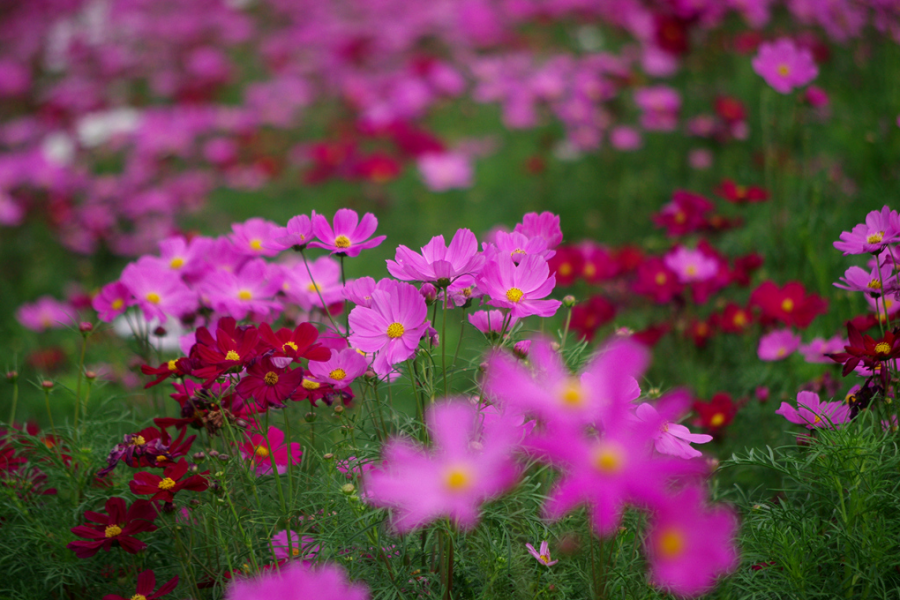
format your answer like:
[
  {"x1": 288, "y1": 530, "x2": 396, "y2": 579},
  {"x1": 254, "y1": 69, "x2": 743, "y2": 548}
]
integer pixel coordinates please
[
  {"x1": 17, "y1": 296, "x2": 75, "y2": 332},
  {"x1": 280, "y1": 256, "x2": 344, "y2": 311},
  {"x1": 271, "y1": 530, "x2": 319, "y2": 561},
  {"x1": 485, "y1": 337, "x2": 647, "y2": 429},
  {"x1": 663, "y1": 247, "x2": 719, "y2": 284},
  {"x1": 268, "y1": 213, "x2": 316, "y2": 252},
  {"x1": 634, "y1": 86, "x2": 681, "y2": 131},
  {"x1": 342, "y1": 276, "x2": 380, "y2": 308},
  {"x1": 478, "y1": 254, "x2": 561, "y2": 319},
  {"x1": 225, "y1": 563, "x2": 368, "y2": 600},
  {"x1": 386, "y1": 228, "x2": 485, "y2": 285},
  {"x1": 200, "y1": 259, "x2": 282, "y2": 320},
  {"x1": 307, "y1": 348, "x2": 368, "y2": 389},
  {"x1": 645, "y1": 485, "x2": 739, "y2": 597},
  {"x1": 634, "y1": 394, "x2": 712, "y2": 460},
  {"x1": 513, "y1": 212, "x2": 563, "y2": 249},
  {"x1": 363, "y1": 401, "x2": 521, "y2": 532},
  {"x1": 525, "y1": 541, "x2": 558, "y2": 567},
  {"x1": 775, "y1": 391, "x2": 851, "y2": 429},
  {"x1": 835, "y1": 263, "x2": 899, "y2": 296},
  {"x1": 310, "y1": 209, "x2": 386, "y2": 257},
  {"x1": 230, "y1": 217, "x2": 283, "y2": 258},
  {"x1": 799, "y1": 335, "x2": 848, "y2": 363},
  {"x1": 348, "y1": 279, "x2": 429, "y2": 376},
  {"x1": 446, "y1": 274, "x2": 484, "y2": 308},
  {"x1": 758, "y1": 329, "x2": 801, "y2": 361},
  {"x1": 609, "y1": 126, "x2": 642, "y2": 151},
  {"x1": 156, "y1": 235, "x2": 212, "y2": 277},
  {"x1": 119, "y1": 259, "x2": 197, "y2": 323},
  {"x1": 418, "y1": 152, "x2": 473, "y2": 191},
  {"x1": 833, "y1": 206, "x2": 900, "y2": 255},
  {"x1": 751, "y1": 38, "x2": 818, "y2": 94},
  {"x1": 483, "y1": 230, "x2": 554, "y2": 265},
  {"x1": 93, "y1": 281, "x2": 135, "y2": 323},
  {"x1": 239, "y1": 426, "x2": 303, "y2": 475},
  {"x1": 468, "y1": 310, "x2": 518, "y2": 337}
]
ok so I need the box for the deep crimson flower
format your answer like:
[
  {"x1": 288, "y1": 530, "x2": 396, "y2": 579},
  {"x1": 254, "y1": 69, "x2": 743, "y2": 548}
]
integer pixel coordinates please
[
  {"x1": 130, "y1": 460, "x2": 209, "y2": 503},
  {"x1": 686, "y1": 316, "x2": 717, "y2": 348},
  {"x1": 570, "y1": 296, "x2": 616, "y2": 342},
  {"x1": 632, "y1": 323, "x2": 671, "y2": 347},
  {"x1": 99, "y1": 426, "x2": 196, "y2": 477},
  {"x1": 693, "y1": 393, "x2": 737, "y2": 432},
  {"x1": 548, "y1": 245, "x2": 584, "y2": 287},
  {"x1": 652, "y1": 191, "x2": 714, "y2": 237},
  {"x1": 719, "y1": 303, "x2": 753, "y2": 334},
  {"x1": 654, "y1": 14, "x2": 690, "y2": 55},
  {"x1": 632, "y1": 258, "x2": 683, "y2": 304},
  {"x1": 730, "y1": 253, "x2": 764, "y2": 286},
  {"x1": 714, "y1": 97, "x2": 746, "y2": 123},
  {"x1": 103, "y1": 569, "x2": 179, "y2": 600},
  {"x1": 827, "y1": 323, "x2": 900, "y2": 376},
  {"x1": 614, "y1": 245, "x2": 644, "y2": 273},
  {"x1": 67, "y1": 497, "x2": 158, "y2": 558},
  {"x1": 236, "y1": 356, "x2": 305, "y2": 410},
  {"x1": 354, "y1": 153, "x2": 401, "y2": 184},
  {"x1": 750, "y1": 281, "x2": 828, "y2": 329},
  {"x1": 578, "y1": 243, "x2": 619, "y2": 284},
  {"x1": 140, "y1": 357, "x2": 193, "y2": 389},
  {"x1": 192, "y1": 318, "x2": 260, "y2": 384},
  {"x1": 715, "y1": 180, "x2": 768, "y2": 204}
]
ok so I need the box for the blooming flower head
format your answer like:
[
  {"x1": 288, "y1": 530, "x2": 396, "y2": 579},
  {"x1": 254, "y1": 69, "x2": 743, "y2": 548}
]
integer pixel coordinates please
[
  {"x1": 634, "y1": 391, "x2": 713, "y2": 460},
  {"x1": 525, "y1": 541, "x2": 558, "y2": 567},
  {"x1": 280, "y1": 256, "x2": 345, "y2": 311},
  {"x1": 103, "y1": 569, "x2": 179, "y2": 600},
  {"x1": 230, "y1": 217, "x2": 283, "y2": 257},
  {"x1": 715, "y1": 179, "x2": 768, "y2": 204},
  {"x1": 758, "y1": 329, "x2": 802, "y2": 361},
  {"x1": 200, "y1": 259, "x2": 282, "y2": 320},
  {"x1": 693, "y1": 393, "x2": 737, "y2": 431},
  {"x1": 634, "y1": 86, "x2": 681, "y2": 131},
  {"x1": 364, "y1": 401, "x2": 521, "y2": 532},
  {"x1": 751, "y1": 38, "x2": 818, "y2": 93},
  {"x1": 750, "y1": 280, "x2": 828, "y2": 329},
  {"x1": 239, "y1": 426, "x2": 303, "y2": 475},
  {"x1": 483, "y1": 230, "x2": 554, "y2": 266},
  {"x1": 271, "y1": 530, "x2": 319, "y2": 561},
  {"x1": 632, "y1": 257, "x2": 683, "y2": 304},
  {"x1": 156, "y1": 235, "x2": 212, "y2": 277},
  {"x1": 225, "y1": 562, "x2": 368, "y2": 600},
  {"x1": 834, "y1": 206, "x2": 900, "y2": 255},
  {"x1": 129, "y1": 459, "x2": 208, "y2": 503},
  {"x1": 479, "y1": 254, "x2": 561, "y2": 318},
  {"x1": 93, "y1": 281, "x2": 135, "y2": 323},
  {"x1": 775, "y1": 391, "x2": 851, "y2": 429},
  {"x1": 719, "y1": 303, "x2": 753, "y2": 334},
  {"x1": 348, "y1": 279, "x2": 429, "y2": 376},
  {"x1": 663, "y1": 246, "x2": 719, "y2": 284},
  {"x1": 835, "y1": 263, "x2": 899, "y2": 296},
  {"x1": 235, "y1": 356, "x2": 305, "y2": 410},
  {"x1": 386, "y1": 228, "x2": 485, "y2": 285},
  {"x1": 258, "y1": 322, "x2": 332, "y2": 367},
  {"x1": 268, "y1": 213, "x2": 316, "y2": 252},
  {"x1": 310, "y1": 209, "x2": 386, "y2": 257},
  {"x1": 652, "y1": 190, "x2": 714, "y2": 237},
  {"x1": 467, "y1": 310, "x2": 517, "y2": 338},
  {"x1": 192, "y1": 318, "x2": 260, "y2": 384},
  {"x1": 513, "y1": 212, "x2": 563, "y2": 249},
  {"x1": 66, "y1": 497, "x2": 158, "y2": 558},
  {"x1": 799, "y1": 335, "x2": 847, "y2": 364},
  {"x1": 307, "y1": 348, "x2": 368, "y2": 389},
  {"x1": 120, "y1": 258, "x2": 198, "y2": 323},
  {"x1": 16, "y1": 296, "x2": 75, "y2": 332}
]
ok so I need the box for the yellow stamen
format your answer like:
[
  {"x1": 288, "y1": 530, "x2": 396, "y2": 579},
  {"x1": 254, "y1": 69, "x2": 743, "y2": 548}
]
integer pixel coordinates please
[
  {"x1": 283, "y1": 341, "x2": 298, "y2": 352},
  {"x1": 105, "y1": 524, "x2": 122, "y2": 538},
  {"x1": 777, "y1": 64, "x2": 790, "y2": 77},
  {"x1": 329, "y1": 368, "x2": 347, "y2": 381},
  {"x1": 167, "y1": 359, "x2": 177, "y2": 371},
  {"x1": 732, "y1": 311, "x2": 747, "y2": 327},
  {"x1": 302, "y1": 379, "x2": 320, "y2": 390},
  {"x1": 334, "y1": 235, "x2": 351, "y2": 249},
  {"x1": 539, "y1": 554, "x2": 551, "y2": 563},
  {"x1": 386, "y1": 322, "x2": 405, "y2": 338},
  {"x1": 255, "y1": 445, "x2": 270, "y2": 458},
  {"x1": 444, "y1": 466, "x2": 472, "y2": 491},
  {"x1": 264, "y1": 371, "x2": 279, "y2": 385},
  {"x1": 146, "y1": 292, "x2": 161, "y2": 304},
  {"x1": 654, "y1": 273, "x2": 667, "y2": 286},
  {"x1": 292, "y1": 548, "x2": 300, "y2": 556},
  {"x1": 250, "y1": 239, "x2": 262, "y2": 251},
  {"x1": 511, "y1": 248, "x2": 526, "y2": 256},
  {"x1": 710, "y1": 413, "x2": 725, "y2": 427},
  {"x1": 592, "y1": 443, "x2": 624, "y2": 474},
  {"x1": 238, "y1": 289, "x2": 252, "y2": 300},
  {"x1": 686, "y1": 265, "x2": 698, "y2": 277},
  {"x1": 559, "y1": 263, "x2": 572, "y2": 276},
  {"x1": 781, "y1": 298, "x2": 794, "y2": 312},
  {"x1": 307, "y1": 282, "x2": 320, "y2": 292},
  {"x1": 558, "y1": 379, "x2": 583, "y2": 407},
  {"x1": 131, "y1": 595, "x2": 148, "y2": 600},
  {"x1": 868, "y1": 280, "x2": 882, "y2": 290},
  {"x1": 584, "y1": 263, "x2": 597, "y2": 278},
  {"x1": 225, "y1": 350, "x2": 241, "y2": 361},
  {"x1": 875, "y1": 342, "x2": 891, "y2": 355},
  {"x1": 674, "y1": 211, "x2": 686, "y2": 224},
  {"x1": 111, "y1": 298, "x2": 124, "y2": 310},
  {"x1": 506, "y1": 288, "x2": 524, "y2": 303},
  {"x1": 158, "y1": 477, "x2": 176, "y2": 490},
  {"x1": 169, "y1": 257, "x2": 185, "y2": 269},
  {"x1": 657, "y1": 528, "x2": 685, "y2": 558},
  {"x1": 132, "y1": 435, "x2": 146, "y2": 446},
  {"x1": 867, "y1": 232, "x2": 884, "y2": 245}
]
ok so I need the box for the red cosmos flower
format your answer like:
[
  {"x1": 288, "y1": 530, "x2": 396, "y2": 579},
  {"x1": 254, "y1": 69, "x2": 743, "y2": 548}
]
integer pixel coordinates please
[
  {"x1": 730, "y1": 253, "x2": 763, "y2": 286},
  {"x1": 719, "y1": 303, "x2": 753, "y2": 334},
  {"x1": 632, "y1": 257, "x2": 683, "y2": 303},
  {"x1": 103, "y1": 569, "x2": 178, "y2": 600},
  {"x1": 632, "y1": 323, "x2": 671, "y2": 347},
  {"x1": 129, "y1": 460, "x2": 209, "y2": 503},
  {"x1": 750, "y1": 281, "x2": 828, "y2": 329},
  {"x1": 827, "y1": 323, "x2": 900, "y2": 376},
  {"x1": 714, "y1": 97, "x2": 747, "y2": 123},
  {"x1": 239, "y1": 426, "x2": 303, "y2": 475},
  {"x1": 290, "y1": 377, "x2": 340, "y2": 407},
  {"x1": 99, "y1": 426, "x2": 196, "y2": 477},
  {"x1": 614, "y1": 245, "x2": 644, "y2": 273},
  {"x1": 578, "y1": 243, "x2": 619, "y2": 284},
  {"x1": 235, "y1": 356, "x2": 305, "y2": 410},
  {"x1": 67, "y1": 497, "x2": 158, "y2": 559},
  {"x1": 654, "y1": 14, "x2": 691, "y2": 55},
  {"x1": 548, "y1": 246, "x2": 584, "y2": 287},
  {"x1": 693, "y1": 393, "x2": 737, "y2": 432},
  {"x1": 652, "y1": 190, "x2": 714, "y2": 237},
  {"x1": 355, "y1": 153, "x2": 401, "y2": 184},
  {"x1": 570, "y1": 295, "x2": 616, "y2": 341},
  {"x1": 257, "y1": 322, "x2": 332, "y2": 366},
  {"x1": 686, "y1": 316, "x2": 717, "y2": 348},
  {"x1": 715, "y1": 179, "x2": 768, "y2": 204},
  {"x1": 192, "y1": 317, "x2": 260, "y2": 384},
  {"x1": 140, "y1": 357, "x2": 193, "y2": 389}
]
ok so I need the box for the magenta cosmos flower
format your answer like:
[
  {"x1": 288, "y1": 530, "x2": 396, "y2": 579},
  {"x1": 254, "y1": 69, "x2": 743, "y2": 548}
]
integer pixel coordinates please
[
  {"x1": 775, "y1": 391, "x2": 851, "y2": 430},
  {"x1": 663, "y1": 246, "x2": 719, "y2": 284},
  {"x1": 268, "y1": 213, "x2": 316, "y2": 251},
  {"x1": 751, "y1": 38, "x2": 818, "y2": 94},
  {"x1": 310, "y1": 208, "x2": 386, "y2": 257},
  {"x1": 271, "y1": 530, "x2": 319, "y2": 561},
  {"x1": 483, "y1": 230, "x2": 555, "y2": 265},
  {"x1": 468, "y1": 310, "x2": 518, "y2": 337},
  {"x1": 93, "y1": 281, "x2": 135, "y2": 322},
  {"x1": 835, "y1": 263, "x2": 899, "y2": 296},
  {"x1": 239, "y1": 426, "x2": 303, "y2": 475},
  {"x1": 479, "y1": 254, "x2": 561, "y2": 318},
  {"x1": 386, "y1": 228, "x2": 485, "y2": 285},
  {"x1": 16, "y1": 296, "x2": 75, "y2": 332},
  {"x1": 348, "y1": 279, "x2": 429, "y2": 376},
  {"x1": 833, "y1": 206, "x2": 900, "y2": 255},
  {"x1": 120, "y1": 258, "x2": 197, "y2": 323},
  {"x1": 306, "y1": 348, "x2": 368, "y2": 389},
  {"x1": 633, "y1": 394, "x2": 712, "y2": 460},
  {"x1": 757, "y1": 329, "x2": 801, "y2": 361},
  {"x1": 230, "y1": 217, "x2": 283, "y2": 257},
  {"x1": 645, "y1": 485, "x2": 739, "y2": 597},
  {"x1": 225, "y1": 562, "x2": 368, "y2": 600},
  {"x1": 513, "y1": 211, "x2": 563, "y2": 249},
  {"x1": 525, "y1": 541, "x2": 558, "y2": 567},
  {"x1": 486, "y1": 337, "x2": 647, "y2": 429},
  {"x1": 364, "y1": 401, "x2": 521, "y2": 532}
]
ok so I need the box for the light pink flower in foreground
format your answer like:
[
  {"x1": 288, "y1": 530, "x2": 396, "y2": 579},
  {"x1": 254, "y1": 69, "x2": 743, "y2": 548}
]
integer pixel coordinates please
[
  {"x1": 751, "y1": 38, "x2": 818, "y2": 94},
  {"x1": 348, "y1": 279, "x2": 429, "y2": 376},
  {"x1": 225, "y1": 562, "x2": 367, "y2": 600},
  {"x1": 364, "y1": 401, "x2": 521, "y2": 532},
  {"x1": 525, "y1": 541, "x2": 558, "y2": 567},
  {"x1": 634, "y1": 394, "x2": 712, "y2": 460},
  {"x1": 17, "y1": 296, "x2": 75, "y2": 332},
  {"x1": 757, "y1": 329, "x2": 801, "y2": 361},
  {"x1": 310, "y1": 209, "x2": 386, "y2": 257},
  {"x1": 834, "y1": 263, "x2": 899, "y2": 296},
  {"x1": 156, "y1": 235, "x2": 212, "y2": 276},
  {"x1": 775, "y1": 391, "x2": 851, "y2": 430},
  {"x1": 280, "y1": 256, "x2": 344, "y2": 310},
  {"x1": 386, "y1": 228, "x2": 485, "y2": 285},
  {"x1": 479, "y1": 254, "x2": 561, "y2": 318},
  {"x1": 200, "y1": 259, "x2": 282, "y2": 320},
  {"x1": 645, "y1": 485, "x2": 739, "y2": 597}
]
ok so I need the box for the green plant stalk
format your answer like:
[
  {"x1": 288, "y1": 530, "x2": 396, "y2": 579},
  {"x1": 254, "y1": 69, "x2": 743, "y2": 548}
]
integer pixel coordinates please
[
  {"x1": 73, "y1": 334, "x2": 88, "y2": 430},
  {"x1": 560, "y1": 304, "x2": 573, "y2": 351},
  {"x1": 262, "y1": 411, "x2": 287, "y2": 515},
  {"x1": 300, "y1": 249, "x2": 343, "y2": 335},
  {"x1": 283, "y1": 405, "x2": 295, "y2": 511},
  {"x1": 441, "y1": 292, "x2": 448, "y2": 397},
  {"x1": 42, "y1": 387, "x2": 56, "y2": 438},
  {"x1": 7, "y1": 378, "x2": 17, "y2": 427}
]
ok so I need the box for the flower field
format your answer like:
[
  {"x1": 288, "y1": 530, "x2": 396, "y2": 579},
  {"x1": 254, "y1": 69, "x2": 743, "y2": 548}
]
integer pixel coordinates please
[{"x1": 2, "y1": 1, "x2": 900, "y2": 599}]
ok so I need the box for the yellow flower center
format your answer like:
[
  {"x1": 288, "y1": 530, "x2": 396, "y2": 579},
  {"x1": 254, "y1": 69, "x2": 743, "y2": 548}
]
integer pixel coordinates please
[
  {"x1": 334, "y1": 235, "x2": 352, "y2": 248},
  {"x1": 105, "y1": 524, "x2": 122, "y2": 538},
  {"x1": 238, "y1": 289, "x2": 253, "y2": 301},
  {"x1": 733, "y1": 312, "x2": 747, "y2": 327},
  {"x1": 735, "y1": 185, "x2": 747, "y2": 197},
  {"x1": 875, "y1": 342, "x2": 891, "y2": 355},
  {"x1": 111, "y1": 298, "x2": 124, "y2": 310},
  {"x1": 674, "y1": 211, "x2": 686, "y2": 224},
  {"x1": 686, "y1": 265, "x2": 698, "y2": 277},
  {"x1": 813, "y1": 415, "x2": 821, "y2": 424},
  {"x1": 264, "y1": 371, "x2": 279, "y2": 385},
  {"x1": 167, "y1": 359, "x2": 178, "y2": 371},
  {"x1": 655, "y1": 273, "x2": 667, "y2": 286},
  {"x1": 132, "y1": 435, "x2": 146, "y2": 446},
  {"x1": 386, "y1": 322, "x2": 405, "y2": 338},
  {"x1": 776, "y1": 347, "x2": 786, "y2": 358},
  {"x1": 868, "y1": 279, "x2": 882, "y2": 289},
  {"x1": 461, "y1": 287, "x2": 473, "y2": 297},
  {"x1": 255, "y1": 445, "x2": 270, "y2": 458},
  {"x1": 329, "y1": 368, "x2": 347, "y2": 381},
  {"x1": 657, "y1": 528, "x2": 685, "y2": 558},
  {"x1": 592, "y1": 443, "x2": 624, "y2": 474},
  {"x1": 158, "y1": 477, "x2": 176, "y2": 490},
  {"x1": 867, "y1": 232, "x2": 884, "y2": 244},
  {"x1": 559, "y1": 263, "x2": 572, "y2": 276},
  {"x1": 558, "y1": 379, "x2": 583, "y2": 407},
  {"x1": 146, "y1": 292, "x2": 161, "y2": 304},
  {"x1": 777, "y1": 64, "x2": 790, "y2": 77},
  {"x1": 511, "y1": 248, "x2": 526, "y2": 256},
  {"x1": 584, "y1": 263, "x2": 596, "y2": 278},
  {"x1": 250, "y1": 239, "x2": 262, "y2": 251},
  {"x1": 710, "y1": 413, "x2": 726, "y2": 427},
  {"x1": 539, "y1": 554, "x2": 551, "y2": 563},
  {"x1": 225, "y1": 350, "x2": 240, "y2": 361},
  {"x1": 169, "y1": 257, "x2": 185, "y2": 269},
  {"x1": 302, "y1": 379, "x2": 320, "y2": 390},
  {"x1": 307, "y1": 282, "x2": 320, "y2": 293},
  {"x1": 292, "y1": 548, "x2": 300, "y2": 556},
  {"x1": 506, "y1": 288, "x2": 524, "y2": 303},
  {"x1": 781, "y1": 298, "x2": 794, "y2": 312},
  {"x1": 131, "y1": 595, "x2": 148, "y2": 600},
  {"x1": 443, "y1": 466, "x2": 472, "y2": 492},
  {"x1": 283, "y1": 341, "x2": 298, "y2": 352}
]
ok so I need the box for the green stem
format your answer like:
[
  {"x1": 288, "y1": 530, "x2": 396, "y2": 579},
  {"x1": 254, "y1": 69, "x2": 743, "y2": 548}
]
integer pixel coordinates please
[
  {"x1": 8, "y1": 378, "x2": 18, "y2": 427},
  {"x1": 74, "y1": 335, "x2": 87, "y2": 430},
  {"x1": 300, "y1": 250, "x2": 344, "y2": 335},
  {"x1": 262, "y1": 412, "x2": 287, "y2": 515},
  {"x1": 43, "y1": 387, "x2": 56, "y2": 438},
  {"x1": 441, "y1": 291, "x2": 448, "y2": 397}
]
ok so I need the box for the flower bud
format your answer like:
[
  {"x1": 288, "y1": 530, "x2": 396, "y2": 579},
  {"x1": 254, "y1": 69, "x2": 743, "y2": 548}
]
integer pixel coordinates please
[
  {"x1": 153, "y1": 326, "x2": 167, "y2": 337},
  {"x1": 208, "y1": 449, "x2": 220, "y2": 458},
  {"x1": 333, "y1": 405, "x2": 344, "y2": 415},
  {"x1": 304, "y1": 412, "x2": 317, "y2": 423},
  {"x1": 755, "y1": 386, "x2": 770, "y2": 403},
  {"x1": 513, "y1": 340, "x2": 531, "y2": 359},
  {"x1": 323, "y1": 453, "x2": 334, "y2": 461},
  {"x1": 420, "y1": 283, "x2": 438, "y2": 304},
  {"x1": 189, "y1": 499, "x2": 201, "y2": 507},
  {"x1": 5, "y1": 371, "x2": 17, "y2": 383},
  {"x1": 79, "y1": 322, "x2": 93, "y2": 333},
  {"x1": 84, "y1": 370, "x2": 97, "y2": 380},
  {"x1": 41, "y1": 380, "x2": 54, "y2": 390},
  {"x1": 217, "y1": 454, "x2": 230, "y2": 462},
  {"x1": 188, "y1": 464, "x2": 199, "y2": 474},
  {"x1": 193, "y1": 452, "x2": 206, "y2": 462},
  {"x1": 562, "y1": 295, "x2": 577, "y2": 308},
  {"x1": 341, "y1": 483, "x2": 355, "y2": 495}
]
